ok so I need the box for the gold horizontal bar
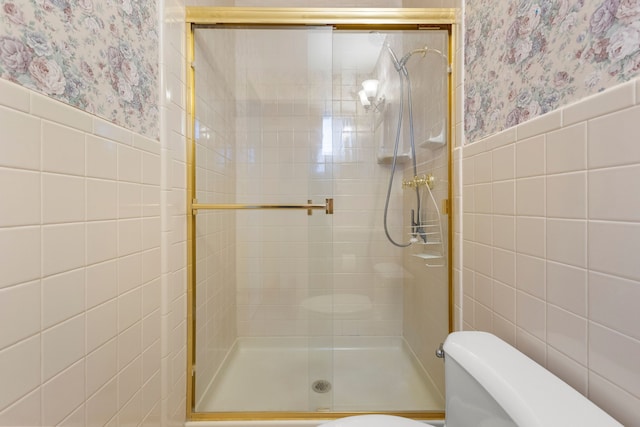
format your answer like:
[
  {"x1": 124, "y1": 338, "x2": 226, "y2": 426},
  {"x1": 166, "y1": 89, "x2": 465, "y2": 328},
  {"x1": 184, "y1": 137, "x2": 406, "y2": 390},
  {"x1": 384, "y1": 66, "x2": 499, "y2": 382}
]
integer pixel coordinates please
[
  {"x1": 186, "y1": 7, "x2": 458, "y2": 25},
  {"x1": 193, "y1": 203, "x2": 325, "y2": 210},
  {"x1": 192, "y1": 198, "x2": 334, "y2": 215}
]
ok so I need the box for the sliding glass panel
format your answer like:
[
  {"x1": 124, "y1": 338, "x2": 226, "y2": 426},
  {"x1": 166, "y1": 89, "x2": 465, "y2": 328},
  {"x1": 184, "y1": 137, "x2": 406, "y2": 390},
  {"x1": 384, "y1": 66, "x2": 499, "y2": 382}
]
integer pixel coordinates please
[
  {"x1": 329, "y1": 29, "x2": 449, "y2": 412},
  {"x1": 192, "y1": 26, "x2": 239, "y2": 411},
  {"x1": 192, "y1": 25, "x2": 335, "y2": 413}
]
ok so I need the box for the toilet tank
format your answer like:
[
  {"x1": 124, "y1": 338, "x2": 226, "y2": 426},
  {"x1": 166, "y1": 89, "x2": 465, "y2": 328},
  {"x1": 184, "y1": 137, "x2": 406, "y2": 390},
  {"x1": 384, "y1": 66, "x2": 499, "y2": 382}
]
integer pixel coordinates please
[{"x1": 443, "y1": 332, "x2": 622, "y2": 427}]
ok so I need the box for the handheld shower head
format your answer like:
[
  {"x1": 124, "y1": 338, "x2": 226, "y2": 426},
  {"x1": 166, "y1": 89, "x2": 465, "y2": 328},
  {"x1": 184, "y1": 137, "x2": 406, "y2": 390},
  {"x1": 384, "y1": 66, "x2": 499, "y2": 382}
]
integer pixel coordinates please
[
  {"x1": 368, "y1": 31, "x2": 403, "y2": 72},
  {"x1": 386, "y1": 45, "x2": 402, "y2": 72}
]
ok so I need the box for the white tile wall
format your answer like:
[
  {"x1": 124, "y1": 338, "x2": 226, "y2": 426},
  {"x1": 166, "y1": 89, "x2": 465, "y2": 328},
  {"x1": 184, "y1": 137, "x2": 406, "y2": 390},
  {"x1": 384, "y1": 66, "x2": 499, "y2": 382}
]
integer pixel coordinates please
[
  {"x1": 0, "y1": 67, "x2": 185, "y2": 425},
  {"x1": 229, "y1": 28, "x2": 414, "y2": 341},
  {"x1": 42, "y1": 360, "x2": 85, "y2": 426},
  {"x1": 159, "y1": 0, "x2": 188, "y2": 422},
  {"x1": 546, "y1": 123, "x2": 587, "y2": 174},
  {"x1": 546, "y1": 261, "x2": 587, "y2": 316},
  {"x1": 460, "y1": 77, "x2": 640, "y2": 427},
  {"x1": 0, "y1": 281, "x2": 40, "y2": 349}
]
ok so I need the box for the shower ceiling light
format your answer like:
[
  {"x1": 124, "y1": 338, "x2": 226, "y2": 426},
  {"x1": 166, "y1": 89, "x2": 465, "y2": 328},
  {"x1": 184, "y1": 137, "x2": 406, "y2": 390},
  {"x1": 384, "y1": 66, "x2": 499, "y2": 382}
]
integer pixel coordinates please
[
  {"x1": 361, "y1": 79, "x2": 379, "y2": 98},
  {"x1": 359, "y1": 79, "x2": 384, "y2": 112}
]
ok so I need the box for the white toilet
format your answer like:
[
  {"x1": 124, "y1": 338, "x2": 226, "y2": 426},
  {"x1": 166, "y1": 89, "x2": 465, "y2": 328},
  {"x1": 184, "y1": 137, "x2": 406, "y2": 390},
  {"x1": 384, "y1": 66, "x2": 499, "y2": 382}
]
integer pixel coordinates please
[{"x1": 321, "y1": 331, "x2": 621, "y2": 427}]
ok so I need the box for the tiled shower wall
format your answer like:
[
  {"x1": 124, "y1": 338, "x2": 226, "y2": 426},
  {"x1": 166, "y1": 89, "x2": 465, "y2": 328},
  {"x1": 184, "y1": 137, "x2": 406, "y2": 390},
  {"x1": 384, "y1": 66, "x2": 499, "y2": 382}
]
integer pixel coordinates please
[
  {"x1": 232, "y1": 28, "x2": 457, "y2": 341},
  {"x1": 399, "y1": 29, "x2": 451, "y2": 395},
  {"x1": 330, "y1": 60, "x2": 405, "y2": 338},
  {"x1": 192, "y1": 29, "x2": 238, "y2": 403},
  {"x1": 461, "y1": 78, "x2": 640, "y2": 427},
  {"x1": 231, "y1": 28, "x2": 406, "y2": 338}
]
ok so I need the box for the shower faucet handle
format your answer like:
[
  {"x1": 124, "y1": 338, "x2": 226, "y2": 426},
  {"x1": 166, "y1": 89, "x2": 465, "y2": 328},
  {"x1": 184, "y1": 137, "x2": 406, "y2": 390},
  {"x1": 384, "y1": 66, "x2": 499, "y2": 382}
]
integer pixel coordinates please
[
  {"x1": 402, "y1": 174, "x2": 435, "y2": 190},
  {"x1": 402, "y1": 178, "x2": 413, "y2": 189}
]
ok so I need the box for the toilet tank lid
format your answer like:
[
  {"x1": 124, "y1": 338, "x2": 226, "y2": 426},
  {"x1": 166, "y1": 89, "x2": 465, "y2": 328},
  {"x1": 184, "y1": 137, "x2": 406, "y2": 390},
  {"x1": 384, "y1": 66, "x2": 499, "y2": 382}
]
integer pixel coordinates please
[{"x1": 443, "y1": 332, "x2": 622, "y2": 427}]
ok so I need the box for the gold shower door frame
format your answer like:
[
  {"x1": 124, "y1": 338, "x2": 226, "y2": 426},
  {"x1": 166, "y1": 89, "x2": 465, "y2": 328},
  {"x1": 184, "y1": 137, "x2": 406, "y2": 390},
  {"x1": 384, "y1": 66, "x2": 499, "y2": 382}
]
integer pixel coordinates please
[{"x1": 186, "y1": 7, "x2": 458, "y2": 422}]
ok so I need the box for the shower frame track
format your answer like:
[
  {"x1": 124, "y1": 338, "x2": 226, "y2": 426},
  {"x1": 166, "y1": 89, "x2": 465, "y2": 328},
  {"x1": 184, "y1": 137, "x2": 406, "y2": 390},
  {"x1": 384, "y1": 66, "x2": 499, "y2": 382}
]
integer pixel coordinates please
[{"x1": 185, "y1": 6, "x2": 458, "y2": 423}]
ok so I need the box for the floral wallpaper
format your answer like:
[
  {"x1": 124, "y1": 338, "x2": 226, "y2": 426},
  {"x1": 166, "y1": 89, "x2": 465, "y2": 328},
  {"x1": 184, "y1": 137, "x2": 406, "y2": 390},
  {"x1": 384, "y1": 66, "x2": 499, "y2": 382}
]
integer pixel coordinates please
[
  {"x1": 465, "y1": 0, "x2": 640, "y2": 143},
  {"x1": 0, "y1": 0, "x2": 158, "y2": 139}
]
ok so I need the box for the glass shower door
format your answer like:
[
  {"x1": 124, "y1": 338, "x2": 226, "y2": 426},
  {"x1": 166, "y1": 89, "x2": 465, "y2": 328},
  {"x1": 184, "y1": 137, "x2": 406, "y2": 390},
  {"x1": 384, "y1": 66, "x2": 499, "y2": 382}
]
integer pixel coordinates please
[
  {"x1": 191, "y1": 25, "x2": 336, "y2": 413},
  {"x1": 189, "y1": 20, "x2": 450, "y2": 417}
]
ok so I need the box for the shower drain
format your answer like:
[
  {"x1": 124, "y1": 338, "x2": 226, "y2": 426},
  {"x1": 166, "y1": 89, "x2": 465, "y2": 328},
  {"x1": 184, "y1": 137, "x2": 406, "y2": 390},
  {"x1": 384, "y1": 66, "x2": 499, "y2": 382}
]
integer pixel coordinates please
[{"x1": 311, "y1": 379, "x2": 332, "y2": 393}]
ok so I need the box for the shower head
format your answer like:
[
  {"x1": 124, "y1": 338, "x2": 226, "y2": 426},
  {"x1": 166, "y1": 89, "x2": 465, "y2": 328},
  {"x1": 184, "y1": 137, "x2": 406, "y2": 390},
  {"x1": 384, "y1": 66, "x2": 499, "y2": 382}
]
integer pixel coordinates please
[
  {"x1": 369, "y1": 33, "x2": 449, "y2": 75},
  {"x1": 386, "y1": 45, "x2": 402, "y2": 72},
  {"x1": 369, "y1": 31, "x2": 402, "y2": 72},
  {"x1": 367, "y1": 31, "x2": 387, "y2": 47}
]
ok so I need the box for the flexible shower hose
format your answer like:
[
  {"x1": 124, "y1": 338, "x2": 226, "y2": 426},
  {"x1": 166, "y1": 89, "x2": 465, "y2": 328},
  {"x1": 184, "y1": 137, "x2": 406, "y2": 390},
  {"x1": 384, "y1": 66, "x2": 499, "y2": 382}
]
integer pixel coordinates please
[{"x1": 383, "y1": 70, "x2": 421, "y2": 247}]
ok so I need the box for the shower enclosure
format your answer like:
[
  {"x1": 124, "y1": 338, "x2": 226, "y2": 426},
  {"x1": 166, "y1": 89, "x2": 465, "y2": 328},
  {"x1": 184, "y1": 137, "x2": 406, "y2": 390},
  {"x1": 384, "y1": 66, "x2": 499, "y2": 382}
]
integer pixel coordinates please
[{"x1": 186, "y1": 8, "x2": 455, "y2": 421}]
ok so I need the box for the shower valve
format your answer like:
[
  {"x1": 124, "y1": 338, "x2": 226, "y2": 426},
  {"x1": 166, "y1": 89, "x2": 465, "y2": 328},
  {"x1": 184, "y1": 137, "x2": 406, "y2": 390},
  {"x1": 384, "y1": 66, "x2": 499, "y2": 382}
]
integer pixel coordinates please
[{"x1": 402, "y1": 174, "x2": 434, "y2": 190}]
